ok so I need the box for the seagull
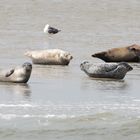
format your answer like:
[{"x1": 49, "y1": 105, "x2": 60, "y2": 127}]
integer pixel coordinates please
[{"x1": 43, "y1": 24, "x2": 61, "y2": 34}]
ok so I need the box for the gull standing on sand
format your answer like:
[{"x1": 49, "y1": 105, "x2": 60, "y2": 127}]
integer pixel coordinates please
[{"x1": 43, "y1": 24, "x2": 61, "y2": 48}]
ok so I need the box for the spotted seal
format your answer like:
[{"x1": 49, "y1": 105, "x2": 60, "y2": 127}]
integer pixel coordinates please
[{"x1": 80, "y1": 61, "x2": 133, "y2": 79}]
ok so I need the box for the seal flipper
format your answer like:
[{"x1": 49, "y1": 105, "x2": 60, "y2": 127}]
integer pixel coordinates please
[{"x1": 5, "y1": 69, "x2": 14, "y2": 77}]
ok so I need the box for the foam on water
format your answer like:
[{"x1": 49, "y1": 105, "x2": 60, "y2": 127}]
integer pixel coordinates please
[
  {"x1": 0, "y1": 102, "x2": 140, "y2": 121},
  {"x1": 1, "y1": 0, "x2": 140, "y2": 139}
]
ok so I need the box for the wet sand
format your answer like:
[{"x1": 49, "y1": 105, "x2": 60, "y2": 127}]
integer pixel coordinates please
[{"x1": 0, "y1": 0, "x2": 140, "y2": 140}]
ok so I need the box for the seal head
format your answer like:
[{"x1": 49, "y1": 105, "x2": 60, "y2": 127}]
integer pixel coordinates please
[{"x1": 20, "y1": 62, "x2": 32, "y2": 83}]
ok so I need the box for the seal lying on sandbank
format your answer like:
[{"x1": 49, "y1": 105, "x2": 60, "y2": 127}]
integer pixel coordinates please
[
  {"x1": 92, "y1": 44, "x2": 140, "y2": 62},
  {"x1": 25, "y1": 49, "x2": 73, "y2": 65},
  {"x1": 0, "y1": 62, "x2": 32, "y2": 83},
  {"x1": 80, "y1": 61, "x2": 133, "y2": 79}
]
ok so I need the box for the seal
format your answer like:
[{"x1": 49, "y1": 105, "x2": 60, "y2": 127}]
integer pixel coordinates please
[
  {"x1": 80, "y1": 61, "x2": 133, "y2": 79},
  {"x1": 0, "y1": 62, "x2": 32, "y2": 83},
  {"x1": 92, "y1": 44, "x2": 140, "y2": 62},
  {"x1": 25, "y1": 49, "x2": 73, "y2": 65}
]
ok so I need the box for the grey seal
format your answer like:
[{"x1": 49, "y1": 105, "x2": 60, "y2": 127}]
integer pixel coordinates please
[
  {"x1": 0, "y1": 62, "x2": 32, "y2": 83},
  {"x1": 25, "y1": 49, "x2": 73, "y2": 65},
  {"x1": 80, "y1": 61, "x2": 133, "y2": 79},
  {"x1": 92, "y1": 44, "x2": 140, "y2": 62}
]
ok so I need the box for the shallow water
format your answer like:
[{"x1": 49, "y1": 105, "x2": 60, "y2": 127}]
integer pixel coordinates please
[{"x1": 0, "y1": 0, "x2": 140, "y2": 140}]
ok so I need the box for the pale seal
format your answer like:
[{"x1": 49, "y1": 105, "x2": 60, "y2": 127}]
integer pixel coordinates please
[
  {"x1": 80, "y1": 61, "x2": 133, "y2": 79},
  {"x1": 44, "y1": 24, "x2": 61, "y2": 34},
  {"x1": 25, "y1": 49, "x2": 73, "y2": 65},
  {"x1": 0, "y1": 62, "x2": 32, "y2": 83},
  {"x1": 92, "y1": 44, "x2": 140, "y2": 62}
]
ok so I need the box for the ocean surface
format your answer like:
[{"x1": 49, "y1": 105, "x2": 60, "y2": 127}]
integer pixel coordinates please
[{"x1": 0, "y1": 0, "x2": 140, "y2": 140}]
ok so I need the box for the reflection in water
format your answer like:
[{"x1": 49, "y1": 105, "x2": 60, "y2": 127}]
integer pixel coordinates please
[
  {"x1": 81, "y1": 77, "x2": 128, "y2": 92},
  {"x1": 0, "y1": 83, "x2": 31, "y2": 98},
  {"x1": 32, "y1": 64, "x2": 72, "y2": 79},
  {"x1": 1, "y1": 0, "x2": 140, "y2": 139},
  {"x1": 131, "y1": 63, "x2": 140, "y2": 68}
]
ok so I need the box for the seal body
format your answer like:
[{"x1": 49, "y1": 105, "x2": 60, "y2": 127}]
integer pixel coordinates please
[
  {"x1": 25, "y1": 49, "x2": 73, "y2": 65},
  {"x1": 80, "y1": 61, "x2": 133, "y2": 79},
  {"x1": 92, "y1": 44, "x2": 140, "y2": 62},
  {"x1": 0, "y1": 62, "x2": 32, "y2": 83}
]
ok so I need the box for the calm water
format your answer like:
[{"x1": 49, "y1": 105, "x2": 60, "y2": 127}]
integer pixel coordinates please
[{"x1": 0, "y1": 0, "x2": 140, "y2": 140}]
